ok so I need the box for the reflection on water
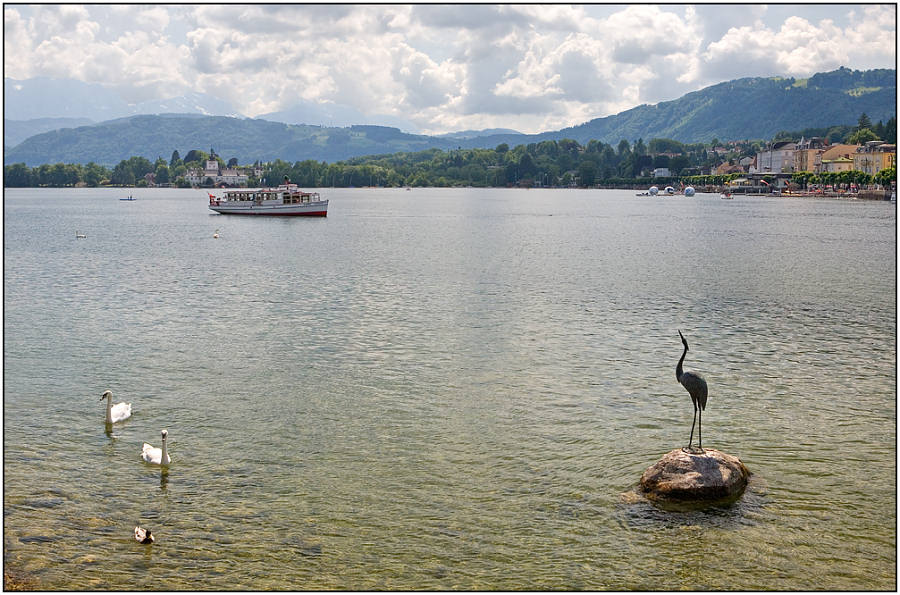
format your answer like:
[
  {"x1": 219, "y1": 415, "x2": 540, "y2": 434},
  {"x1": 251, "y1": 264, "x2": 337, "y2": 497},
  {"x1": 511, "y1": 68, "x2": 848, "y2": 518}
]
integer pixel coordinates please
[{"x1": 3, "y1": 188, "x2": 895, "y2": 590}]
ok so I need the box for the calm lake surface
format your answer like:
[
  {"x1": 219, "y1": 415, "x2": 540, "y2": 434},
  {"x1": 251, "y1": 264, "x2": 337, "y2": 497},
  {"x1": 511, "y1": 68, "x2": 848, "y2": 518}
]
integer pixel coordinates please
[{"x1": 4, "y1": 187, "x2": 896, "y2": 590}]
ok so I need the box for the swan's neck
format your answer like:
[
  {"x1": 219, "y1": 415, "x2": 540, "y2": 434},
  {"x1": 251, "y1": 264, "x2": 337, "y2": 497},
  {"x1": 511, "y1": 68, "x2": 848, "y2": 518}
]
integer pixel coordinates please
[
  {"x1": 105, "y1": 396, "x2": 113, "y2": 423},
  {"x1": 676, "y1": 345, "x2": 687, "y2": 382},
  {"x1": 161, "y1": 439, "x2": 168, "y2": 464}
]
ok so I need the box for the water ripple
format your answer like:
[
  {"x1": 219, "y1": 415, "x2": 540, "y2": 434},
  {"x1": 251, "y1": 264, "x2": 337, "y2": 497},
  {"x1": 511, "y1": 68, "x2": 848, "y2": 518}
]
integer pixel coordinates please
[{"x1": 3, "y1": 188, "x2": 895, "y2": 590}]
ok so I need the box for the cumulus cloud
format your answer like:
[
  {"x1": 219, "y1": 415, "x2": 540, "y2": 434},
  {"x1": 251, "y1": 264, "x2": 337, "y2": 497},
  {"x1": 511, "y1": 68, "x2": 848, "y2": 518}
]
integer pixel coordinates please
[
  {"x1": 701, "y1": 16, "x2": 851, "y2": 82},
  {"x1": 3, "y1": 4, "x2": 896, "y2": 134},
  {"x1": 700, "y1": 5, "x2": 895, "y2": 85},
  {"x1": 395, "y1": 51, "x2": 462, "y2": 109}
]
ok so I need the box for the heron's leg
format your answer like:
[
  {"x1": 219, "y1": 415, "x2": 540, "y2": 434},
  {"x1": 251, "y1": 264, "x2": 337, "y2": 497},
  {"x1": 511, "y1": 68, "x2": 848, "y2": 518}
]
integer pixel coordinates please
[
  {"x1": 688, "y1": 406, "x2": 697, "y2": 449},
  {"x1": 698, "y1": 409, "x2": 703, "y2": 449}
]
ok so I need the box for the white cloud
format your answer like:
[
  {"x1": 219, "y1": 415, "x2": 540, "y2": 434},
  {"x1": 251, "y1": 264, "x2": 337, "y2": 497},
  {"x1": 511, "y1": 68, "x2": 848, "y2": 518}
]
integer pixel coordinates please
[
  {"x1": 395, "y1": 51, "x2": 463, "y2": 109},
  {"x1": 700, "y1": 6, "x2": 895, "y2": 85},
  {"x1": 2, "y1": 4, "x2": 896, "y2": 134},
  {"x1": 702, "y1": 17, "x2": 847, "y2": 80},
  {"x1": 3, "y1": 8, "x2": 32, "y2": 79},
  {"x1": 843, "y1": 5, "x2": 897, "y2": 69}
]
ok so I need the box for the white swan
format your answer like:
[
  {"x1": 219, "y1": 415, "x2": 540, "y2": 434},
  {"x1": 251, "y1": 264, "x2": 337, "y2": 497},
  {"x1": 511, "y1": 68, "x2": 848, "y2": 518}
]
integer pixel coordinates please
[
  {"x1": 141, "y1": 429, "x2": 170, "y2": 465},
  {"x1": 134, "y1": 526, "x2": 154, "y2": 544},
  {"x1": 101, "y1": 390, "x2": 132, "y2": 423}
]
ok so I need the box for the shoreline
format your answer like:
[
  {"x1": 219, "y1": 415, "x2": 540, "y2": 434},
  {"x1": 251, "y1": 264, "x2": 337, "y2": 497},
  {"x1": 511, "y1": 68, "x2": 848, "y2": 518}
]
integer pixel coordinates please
[{"x1": 4, "y1": 185, "x2": 895, "y2": 200}]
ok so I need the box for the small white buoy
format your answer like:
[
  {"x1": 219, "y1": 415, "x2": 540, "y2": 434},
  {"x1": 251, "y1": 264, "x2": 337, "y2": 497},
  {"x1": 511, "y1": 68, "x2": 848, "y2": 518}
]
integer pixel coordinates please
[
  {"x1": 134, "y1": 526, "x2": 154, "y2": 544},
  {"x1": 100, "y1": 390, "x2": 132, "y2": 424},
  {"x1": 141, "y1": 429, "x2": 171, "y2": 465}
]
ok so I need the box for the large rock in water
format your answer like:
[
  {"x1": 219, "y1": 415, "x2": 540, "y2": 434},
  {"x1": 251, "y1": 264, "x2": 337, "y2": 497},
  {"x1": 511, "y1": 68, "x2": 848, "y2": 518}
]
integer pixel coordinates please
[{"x1": 640, "y1": 448, "x2": 750, "y2": 502}]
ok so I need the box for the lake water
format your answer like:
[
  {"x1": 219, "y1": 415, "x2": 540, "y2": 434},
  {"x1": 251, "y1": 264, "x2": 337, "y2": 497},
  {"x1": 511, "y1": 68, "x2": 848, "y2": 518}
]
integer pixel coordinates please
[{"x1": 3, "y1": 187, "x2": 896, "y2": 590}]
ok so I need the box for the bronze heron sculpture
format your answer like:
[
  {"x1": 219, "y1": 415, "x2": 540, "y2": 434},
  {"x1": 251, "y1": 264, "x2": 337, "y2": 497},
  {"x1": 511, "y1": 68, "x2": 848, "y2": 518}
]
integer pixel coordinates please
[{"x1": 676, "y1": 330, "x2": 708, "y2": 452}]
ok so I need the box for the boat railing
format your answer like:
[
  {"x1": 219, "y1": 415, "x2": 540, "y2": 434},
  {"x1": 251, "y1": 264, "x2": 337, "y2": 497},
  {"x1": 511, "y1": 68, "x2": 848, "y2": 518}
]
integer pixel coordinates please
[{"x1": 214, "y1": 190, "x2": 326, "y2": 205}]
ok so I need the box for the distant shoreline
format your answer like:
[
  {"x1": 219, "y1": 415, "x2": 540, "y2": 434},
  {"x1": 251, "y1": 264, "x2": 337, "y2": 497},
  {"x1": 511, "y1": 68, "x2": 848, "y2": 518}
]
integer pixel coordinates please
[{"x1": 6, "y1": 185, "x2": 893, "y2": 200}]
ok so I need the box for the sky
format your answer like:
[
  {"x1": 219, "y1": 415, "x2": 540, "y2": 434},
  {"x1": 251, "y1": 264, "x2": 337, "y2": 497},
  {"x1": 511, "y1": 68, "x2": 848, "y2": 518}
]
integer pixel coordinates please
[{"x1": 3, "y1": 3, "x2": 897, "y2": 134}]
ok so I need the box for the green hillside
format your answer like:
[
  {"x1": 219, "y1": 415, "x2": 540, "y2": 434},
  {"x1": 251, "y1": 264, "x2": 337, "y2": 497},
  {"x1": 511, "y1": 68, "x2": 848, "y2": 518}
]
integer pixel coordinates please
[
  {"x1": 4, "y1": 67, "x2": 895, "y2": 166},
  {"x1": 4, "y1": 115, "x2": 460, "y2": 167},
  {"x1": 469, "y1": 67, "x2": 897, "y2": 147}
]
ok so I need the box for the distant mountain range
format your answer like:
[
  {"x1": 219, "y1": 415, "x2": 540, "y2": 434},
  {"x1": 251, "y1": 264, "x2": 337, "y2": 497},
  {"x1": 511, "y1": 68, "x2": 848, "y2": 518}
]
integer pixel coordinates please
[
  {"x1": 4, "y1": 117, "x2": 95, "y2": 147},
  {"x1": 256, "y1": 100, "x2": 420, "y2": 133},
  {"x1": 4, "y1": 67, "x2": 895, "y2": 166},
  {"x1": 435, "y1": 128, "x2": 521, "y2": 140}
]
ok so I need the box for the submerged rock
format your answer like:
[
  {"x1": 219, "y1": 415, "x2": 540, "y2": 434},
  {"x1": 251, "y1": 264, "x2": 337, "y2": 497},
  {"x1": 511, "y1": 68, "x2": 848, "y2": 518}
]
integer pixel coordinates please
[{"x1": 640, "y1": 448, "x2": 750, "y2": 503}]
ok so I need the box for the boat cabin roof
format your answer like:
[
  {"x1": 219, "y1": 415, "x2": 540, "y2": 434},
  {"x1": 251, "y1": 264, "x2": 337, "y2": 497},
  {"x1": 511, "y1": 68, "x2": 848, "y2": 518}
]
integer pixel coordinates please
[{"x1": 226, "y1": 186, "x2": 316, "y2": 194}]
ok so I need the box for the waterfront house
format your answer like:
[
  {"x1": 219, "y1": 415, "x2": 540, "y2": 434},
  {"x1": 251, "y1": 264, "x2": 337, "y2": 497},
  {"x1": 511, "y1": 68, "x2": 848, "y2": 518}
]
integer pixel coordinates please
[
  {"x1": 793, "y1": 137, "x2": 827, "y2": 173},
  {"x1": 751, "y1": 141, "x2": 797, "y2": 174},
  {"x1": 185, "y1": 159, "x2": 250, "y2": 186},
  {"x1": 853, "y1": 141, "x2": 897, "y2": 176},
  {"x1": 217, "y1": 168, "x2": 247, "y2": 185},
  {"x1": 819, "y1": 144, "x2": 861, "y2": 173},
  {"x1": 715, "y1": 162, "x2": 743, "y2": 176},
  {"x1": 821, "y1": 156, "x2": 854, "y2": 173}
]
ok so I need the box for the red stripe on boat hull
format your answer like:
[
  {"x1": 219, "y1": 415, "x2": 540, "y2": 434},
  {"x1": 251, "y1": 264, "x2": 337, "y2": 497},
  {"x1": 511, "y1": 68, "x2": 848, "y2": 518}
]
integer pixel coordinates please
[{"x1": 210, "y1": 209, "x2": 327, "y2": 217}]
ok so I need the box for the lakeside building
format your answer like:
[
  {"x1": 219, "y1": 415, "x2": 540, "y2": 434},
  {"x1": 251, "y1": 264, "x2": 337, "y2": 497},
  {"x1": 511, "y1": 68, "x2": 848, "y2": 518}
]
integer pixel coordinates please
[
  {"x1": 752, "y1": 139, "x2": 896, "y2": 177},
  {"x1": 793, "y1": 137, "x2": 827, "y2": 172},
  {"x1": 751, "y1": 141, "x2": 797, "y2": 174},
  {"x1": 715, "y1": 162, "x2": 743, "y2": 175},
  {"x1": 185, "y1": 158, "x2": 255, "y2": 186},
  {"x1": 820, "y1": 144, "x2": 860, "y2": 173},
  {"x1": 853, "y1": 141, "x2": 897, "y2": 176}
]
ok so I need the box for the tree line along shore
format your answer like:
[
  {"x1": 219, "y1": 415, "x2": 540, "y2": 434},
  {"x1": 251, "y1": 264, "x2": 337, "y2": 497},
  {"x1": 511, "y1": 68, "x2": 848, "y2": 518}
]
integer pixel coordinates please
[{"x1": 4, "y1": 116, "x2": 895, "y2": 191}]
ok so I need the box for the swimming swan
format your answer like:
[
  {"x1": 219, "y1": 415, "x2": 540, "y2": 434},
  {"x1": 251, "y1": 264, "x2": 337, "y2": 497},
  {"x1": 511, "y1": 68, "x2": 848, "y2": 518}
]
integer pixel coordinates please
[
  {"x1": 101, "y1": 390, "x2": 132, "y2": 423},
  {"x1": 141, "y1": 429, "x2": 171, "y2": 465},
  {"x1": 134, "y1": 526, "x2": 154, "y2": 544}
]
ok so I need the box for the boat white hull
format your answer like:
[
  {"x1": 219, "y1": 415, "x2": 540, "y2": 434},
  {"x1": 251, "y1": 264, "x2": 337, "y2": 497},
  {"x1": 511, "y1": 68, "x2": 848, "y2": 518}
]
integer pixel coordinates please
[{"x1": 209, "y1": 201, "x2": 328, "y2": 216}]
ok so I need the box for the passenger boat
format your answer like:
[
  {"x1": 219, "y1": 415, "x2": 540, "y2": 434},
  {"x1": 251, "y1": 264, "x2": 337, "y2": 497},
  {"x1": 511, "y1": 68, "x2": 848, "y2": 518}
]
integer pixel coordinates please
[{"x1": 207, "y1": 184, "x2": 328, "y2": 216}]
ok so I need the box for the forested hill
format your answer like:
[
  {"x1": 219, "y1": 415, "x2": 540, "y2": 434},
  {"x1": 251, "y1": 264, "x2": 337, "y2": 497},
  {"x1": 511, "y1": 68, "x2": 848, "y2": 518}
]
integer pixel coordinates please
[
  {"x1": 3, "y1": 116, "x2": 463, "y2": 167},
  {"x1": 5, "y1": 67, "x2": 895, "y2": 167},
  {"x1": 458, "y1": 68, "x2": 897, "y2": 148}
]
